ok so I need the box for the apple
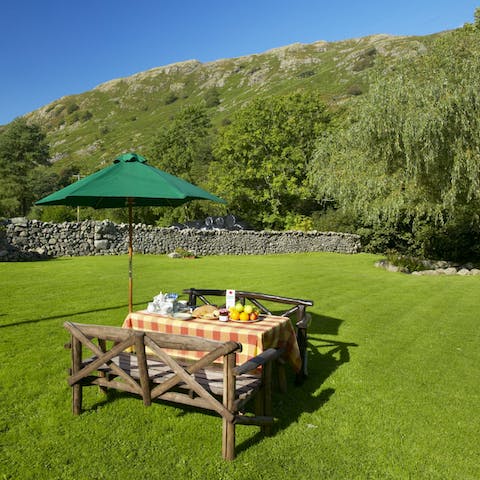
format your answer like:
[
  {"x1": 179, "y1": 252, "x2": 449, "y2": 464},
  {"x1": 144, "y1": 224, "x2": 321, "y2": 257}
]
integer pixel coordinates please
[
  {"x1": 244, "y1": 305, "x2": 253, "y2": 314},
  {"x1": 235, "y1": 302, "x2": 244, "y2": 313}
]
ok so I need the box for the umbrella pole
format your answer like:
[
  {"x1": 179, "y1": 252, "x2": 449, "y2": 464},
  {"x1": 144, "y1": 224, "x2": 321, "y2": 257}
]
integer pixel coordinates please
[{"x1": 128, "y1": 201, "x2": 133, "y2": 312}]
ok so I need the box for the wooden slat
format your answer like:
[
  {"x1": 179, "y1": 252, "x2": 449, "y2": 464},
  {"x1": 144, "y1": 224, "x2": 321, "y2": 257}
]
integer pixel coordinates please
[
  {"x1": 233, "y1": 348, "x2": 284, "y2": 376},
  {"x1": 134, "y1": 332, "x2": 151, "y2": 406},
  {"x1": 223, "y1": 351, "x2": 236, "y2": 460},
  {"x1": 87, "y1": 352, "x2": 261, "y2": 405},
  {"x1": 65, "y1": 321, "x2": 228, "y2": 351},
  {"x1": 234, "y1": 415, "x2": 274, "y2": 426},
  {"x1": 146, "y1": 330, "x2": 229, "y2": 352},
  {"x1": 182, "y1": 288, "x2": 313, "y2": 307}
]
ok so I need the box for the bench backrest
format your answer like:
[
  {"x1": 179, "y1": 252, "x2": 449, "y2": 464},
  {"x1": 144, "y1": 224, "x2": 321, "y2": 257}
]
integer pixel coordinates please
[
  {"x1": 65, "y1": 321, "x2": 241, "y2": 415},
  {"x1": 183, "y1": 288, "x2": 313, "y2": 327}
]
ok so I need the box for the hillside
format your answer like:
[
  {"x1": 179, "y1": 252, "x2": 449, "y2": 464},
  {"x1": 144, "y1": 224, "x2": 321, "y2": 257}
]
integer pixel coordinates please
[{"x1": 25, "y1": 32, "x2": 436, "y2": 173}]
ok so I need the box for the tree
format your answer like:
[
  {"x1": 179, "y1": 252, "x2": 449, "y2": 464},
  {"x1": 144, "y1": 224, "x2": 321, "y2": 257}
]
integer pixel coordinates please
[
  {"x1": 210, "y1": 91, "x2": 330, "y2": 230},
  {"x1": 474, "y1": 7, "x2": 480, "y2": 30},
  {"x1": 149, "y1": 105, "x2": 217, "y2": 225},
  {"x1": 151, "y1": 105, "x2": 213, "y2": 182},
  {"x1": 0, "y1": 118, "x2": 49, "y2": 217},
  {"x1": 309, "y1": 26, "x2": 480, "y2": 260}
]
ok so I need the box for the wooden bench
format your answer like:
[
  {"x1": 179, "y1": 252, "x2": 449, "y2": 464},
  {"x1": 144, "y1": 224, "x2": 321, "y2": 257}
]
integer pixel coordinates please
[
  {"x1": 64, "y1": 321, "x2": 283, "y2": 460},
  {"x1": 183, "y1": 288, "x2": 314, "y2": 382}
]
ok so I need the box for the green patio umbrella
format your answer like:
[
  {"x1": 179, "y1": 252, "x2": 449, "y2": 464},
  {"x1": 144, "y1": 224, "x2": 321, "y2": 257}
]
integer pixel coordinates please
[{"x1": 36, "y1": 152, "x2": 226, "y2": 311}]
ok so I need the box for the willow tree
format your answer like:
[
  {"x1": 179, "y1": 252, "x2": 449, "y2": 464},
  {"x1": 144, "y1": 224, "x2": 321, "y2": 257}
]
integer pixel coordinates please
[{"x1": 309, "y1": 25, "x2": 480, "y2": 260}]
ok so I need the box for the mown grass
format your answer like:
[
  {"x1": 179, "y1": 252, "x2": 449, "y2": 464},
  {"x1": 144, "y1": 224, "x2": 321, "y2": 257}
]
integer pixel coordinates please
[{"x1": 1, "y1": 252, "x2": 479, "y2": 479}]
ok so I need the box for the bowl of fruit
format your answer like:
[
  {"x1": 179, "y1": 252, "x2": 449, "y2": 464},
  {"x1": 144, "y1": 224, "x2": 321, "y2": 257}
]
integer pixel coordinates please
[{"x1": 228, "y1": 303, "x2": 261, "y2": 322}]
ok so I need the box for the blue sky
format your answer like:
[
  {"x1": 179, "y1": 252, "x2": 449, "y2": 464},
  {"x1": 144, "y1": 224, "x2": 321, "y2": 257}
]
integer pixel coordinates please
[{"x1": 1, "y1": 0, "x2": 478, "y2": 125}]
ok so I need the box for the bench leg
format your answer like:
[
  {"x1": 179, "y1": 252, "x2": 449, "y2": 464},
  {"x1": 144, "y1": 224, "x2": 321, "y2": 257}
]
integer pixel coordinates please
[
  {"x1": 72, "y1": 384, "x2": 82, "y2": 415},
  {"x1": 296, "y1": 326, "x2": 308, "y2": 385},
  {"x1": 222, "y1": 419, "x2": 236, "y2": 460},
  {"x1": 262, "y1": 361, "x2": 273, "y2": 435},
  {"x1": 222, "y1": 352, "x2": 236, "y2": 460},
  {"x1": 72, "y1": 336, "x2": 82, "y2": 414}
]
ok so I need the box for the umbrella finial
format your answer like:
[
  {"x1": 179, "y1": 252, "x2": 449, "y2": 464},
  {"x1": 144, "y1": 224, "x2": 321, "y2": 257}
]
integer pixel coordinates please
[{"x1": 114, "y1": 153, "x2": 147, "y2": 164}]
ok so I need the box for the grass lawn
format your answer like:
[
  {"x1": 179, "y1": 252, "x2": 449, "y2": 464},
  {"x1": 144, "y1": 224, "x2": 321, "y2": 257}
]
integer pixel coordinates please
[{"x1": 1, "y1": 252, "x2": 479, "y2": 479}]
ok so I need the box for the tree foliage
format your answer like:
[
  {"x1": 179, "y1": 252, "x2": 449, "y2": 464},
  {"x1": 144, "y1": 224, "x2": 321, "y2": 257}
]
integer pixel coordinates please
[
  {"x1": 149, "y1": 105, "x2": 220, "y2": 225},
  {"x1": 0, "y1": 118, "x2": 49, "y2": 217},
  {"x1": 151, "y1": 105, "x2": 213, "y2": 183},
  {"x1": 210, "y1": 91, "x2": 330, "y2": 229},
  {"x1": 309, "y1": 26, "x2": 480, "y2": 260}
]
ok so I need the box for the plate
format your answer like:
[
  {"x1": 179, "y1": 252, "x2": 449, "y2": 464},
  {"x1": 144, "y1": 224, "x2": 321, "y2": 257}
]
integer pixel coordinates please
[
  {"x1": 229, "y1": 316, "x2": 262, "y2": 323},
  {"x1": 173, "y1": 312, "x2": 194, "y2": 320}
]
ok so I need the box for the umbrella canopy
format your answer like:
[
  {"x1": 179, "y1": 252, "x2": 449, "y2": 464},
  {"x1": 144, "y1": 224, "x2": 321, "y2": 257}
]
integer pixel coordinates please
[
  {"x1": 35, "y1": 152, "x2": 224, "y2": 208},
  {"x1": 36, "y1": 152, "x2": 226, "y2": 311}
]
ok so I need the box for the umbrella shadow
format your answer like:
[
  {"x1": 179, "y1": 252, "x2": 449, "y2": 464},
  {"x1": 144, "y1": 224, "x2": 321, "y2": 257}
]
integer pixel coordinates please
[{"x1": 0, "y1": 301, "x2": 150, "y2": 329}]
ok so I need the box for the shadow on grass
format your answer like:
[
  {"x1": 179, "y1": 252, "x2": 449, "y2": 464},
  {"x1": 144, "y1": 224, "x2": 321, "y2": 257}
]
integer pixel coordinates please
[
  {"x1": 236, "y1": 319, "x2": 358, "y2": 455},
  {"x1": 0, "y1": 301, "x2": 150, "y2": 329}
]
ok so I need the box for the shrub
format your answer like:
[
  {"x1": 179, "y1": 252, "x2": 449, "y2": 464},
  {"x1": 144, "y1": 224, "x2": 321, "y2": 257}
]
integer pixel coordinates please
[
  {"x1": 385, "y1": 250, "x2": 428, "y2": 273},
  {"x1": 164, "y1": 92, "x2": 178, "y2": 105},
  {"x1": 204, "y1": 88, "x2": 220, "y2": 108},
  {"x1": 174, "y1": 247, "x2": 196, "y2": 258},
  {"x1": 284, "y1": 213, "x2": 314, "y2": 231}
]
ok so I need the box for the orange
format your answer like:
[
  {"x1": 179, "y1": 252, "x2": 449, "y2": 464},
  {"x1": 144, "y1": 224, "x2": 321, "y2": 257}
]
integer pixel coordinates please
[
  {"x1": 239, "y1": 312, "x2": 250, "y2": 321},
  {"x1": 230, "y1": 310, "x2": 240, "y2": 321}
]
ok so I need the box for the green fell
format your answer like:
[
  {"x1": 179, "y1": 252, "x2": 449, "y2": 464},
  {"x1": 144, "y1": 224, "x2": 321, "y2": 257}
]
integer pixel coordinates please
[{"x1": 22, "y1": 34, "x2": 435, "y2": 172}]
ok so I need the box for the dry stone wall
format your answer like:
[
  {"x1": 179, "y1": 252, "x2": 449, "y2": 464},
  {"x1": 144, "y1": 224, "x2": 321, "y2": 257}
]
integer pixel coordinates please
[{"x1": 1, "y1": 218, "x2": 361, "y2": 261}]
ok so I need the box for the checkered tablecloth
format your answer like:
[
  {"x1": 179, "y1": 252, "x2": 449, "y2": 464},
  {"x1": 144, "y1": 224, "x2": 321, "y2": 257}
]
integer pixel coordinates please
[{"x1": 122, "y1": 311, "x2": 301, "y2": 372}]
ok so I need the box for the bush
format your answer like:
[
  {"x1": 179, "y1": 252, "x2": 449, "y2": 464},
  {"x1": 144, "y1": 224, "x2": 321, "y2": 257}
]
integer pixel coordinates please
[
  {"x1": 384, "y1": 250, "x2": 428, "y2": 273},
  {"x1": 204, "y1": 88, "x2": 220, "y2": 108},
  {"x1": 174, "y1": 247, "x2": 196, "y2": 258},
  {"x1": 67, "y1": 103, "x2": 79, "y2": 114},
  {"x1": 284, "y1": 213, "x2": 313, "y2": 231},
  {"x1": 30, "y1": 205, "x2": 77, "y2": 223},
  {"x1": 311, "y1": 209, "x2": 356, "y2": 233}
]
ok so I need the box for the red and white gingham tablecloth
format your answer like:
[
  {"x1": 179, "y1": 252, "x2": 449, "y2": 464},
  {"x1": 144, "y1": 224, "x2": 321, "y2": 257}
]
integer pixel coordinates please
[{"x1": 122, "y1": 310, "x2": 301, "y2": 372}]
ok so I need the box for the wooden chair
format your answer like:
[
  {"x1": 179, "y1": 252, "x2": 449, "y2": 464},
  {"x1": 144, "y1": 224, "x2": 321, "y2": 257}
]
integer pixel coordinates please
[
  {"x1": 183, "y1": 288, "x2": 313, "y2": 383},
  {"x1": 64, "y1": 321, "x2": 283, "y2": 460}
]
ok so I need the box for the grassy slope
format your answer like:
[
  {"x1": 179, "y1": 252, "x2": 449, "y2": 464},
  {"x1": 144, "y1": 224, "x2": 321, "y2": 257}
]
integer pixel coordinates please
[
  {"x1": 1, "y1": 253, "x2": 479, "y2": 479},
  {"x1": 24, "y1": 34, "x2": 435, "y2": 174}
]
